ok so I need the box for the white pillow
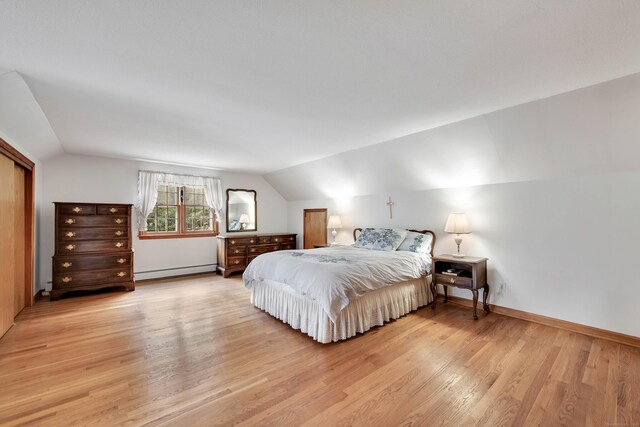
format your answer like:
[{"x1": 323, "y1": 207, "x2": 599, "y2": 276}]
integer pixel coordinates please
[
  {"x1": 397, "y1": 231, "x2": 433, "y2": 255},
  {"x1": 354, "y1": 228, "x2": 408, "y2": 251}
]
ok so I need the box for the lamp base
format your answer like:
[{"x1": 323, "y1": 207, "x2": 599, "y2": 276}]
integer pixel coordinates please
[{"x1": 452, "y1": 253, "x2": 466, "y2": 258}]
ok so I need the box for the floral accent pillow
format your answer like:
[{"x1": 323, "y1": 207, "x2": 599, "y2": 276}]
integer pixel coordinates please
[
  {"x1": 353, "y1": 228, "x2": 408, "y2": 251},
  {"x1": 397, "y1": 231, "x2": 433, "y2": 255}
]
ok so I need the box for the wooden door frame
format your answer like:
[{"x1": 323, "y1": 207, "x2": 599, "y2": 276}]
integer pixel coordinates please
[
  {"x1": 0, "y1": 138, "x2": 35, "y2": 308},
  {"x1": 303, "y1": 208, "x2": 328, "y2": 249}
]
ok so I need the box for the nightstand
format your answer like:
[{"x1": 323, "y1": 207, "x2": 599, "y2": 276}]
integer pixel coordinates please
[{"x1": 431, "y1": 255, "x2": 489, "y2": 320}]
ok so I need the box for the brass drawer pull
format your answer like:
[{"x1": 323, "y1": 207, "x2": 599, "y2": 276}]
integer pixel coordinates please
[
  {"x1": 65, "y1": 231, "x2": 76, "y2": 237},
  {"x1": 109, "y1": 207, "x2": 118, "y2": 213},
  {"x1": 65, "y1": 244, "x2": 76, "y2": 250},
  {"x1": 72, "y1": 206, "x2": 82, "y2": 213},
  {"x1": 115, "y1": 219, "x2": 124, "y2": 224},
  {"x1": 274, "y1": 238, "x2": 280, "y2": 242},
  {"x1": 61, "y1": 262, "x2": 72, "y2": 268},
  {"x1": 449, "y1": 278, "x2": 455, "y2": 284},
  {"x1": 234, "y1": 260, "x2": 240, "y2": 265},
  {"x1": 117, "y1": 271, "x2": 126, "y2": 277},
  {"x1": 62, "y1": 276, "x2": 72, "y2": 283},
  {"x1": 117, "y1": 258, "x2": 126, "y2": 264},
  {"x1": 115, "y1": 242, "x2": 124, "y2": 248},
  {"x1": 65, "y1": 218, "x2": 76, "y2": 224},
  {"x1": 234, "y1": 249, "x2": 241, "y2": 254},
  {"x1": 250, "y1": 248, "x2": 256, "y2": 252},
  {"x1": 115, "y1": 230, "x2": 123, "y2": 236},
  {"x1": 231, "y1": 240, "x2": 236, "y2": 244},
  {"x1": 250, "y1": 239, "x2": 255, "y2": 243}
]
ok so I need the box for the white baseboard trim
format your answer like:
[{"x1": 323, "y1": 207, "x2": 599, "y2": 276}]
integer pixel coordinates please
[{"x1": 134, "y1": 263, "x2": 217, "y2": 281}]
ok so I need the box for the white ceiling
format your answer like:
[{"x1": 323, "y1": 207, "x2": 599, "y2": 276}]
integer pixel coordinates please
[{"x1": 1, "y1": 1, "x2": 640, "y2": 173}]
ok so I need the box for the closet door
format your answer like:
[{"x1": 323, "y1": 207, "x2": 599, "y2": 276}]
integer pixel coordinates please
[
  {"x1": 0, "y1": 154, "x2": 15, "y2": 337},
  {"x1": 14, "y1": 165, "x2": 26, "y2": 316}
]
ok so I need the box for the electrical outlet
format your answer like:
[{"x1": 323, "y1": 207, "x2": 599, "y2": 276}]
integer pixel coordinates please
[{"x1": 498, "y1": 282, "x2": 506, "y2": 296}]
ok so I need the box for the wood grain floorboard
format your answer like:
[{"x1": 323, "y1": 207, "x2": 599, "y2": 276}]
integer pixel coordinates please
[{"x1": 0, "y1": 273, "x2": 638, "y2": 426}]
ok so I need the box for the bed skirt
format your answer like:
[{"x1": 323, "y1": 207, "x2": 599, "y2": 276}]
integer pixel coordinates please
[{"x1": 248, "y1": 275, "x2": 433, "y2": 343}]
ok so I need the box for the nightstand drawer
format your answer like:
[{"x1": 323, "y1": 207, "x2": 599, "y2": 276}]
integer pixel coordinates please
[{"x1": 435, "y1": 273, "x2": 472, "y2": 288}]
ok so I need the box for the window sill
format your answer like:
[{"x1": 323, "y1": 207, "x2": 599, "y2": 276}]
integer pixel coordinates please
[{"x1": 138, "y1": 232, "x2": 218, "y2": 240}]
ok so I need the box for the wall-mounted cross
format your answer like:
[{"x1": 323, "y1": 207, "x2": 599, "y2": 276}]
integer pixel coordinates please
[{"x1": 386, "y1": 196, "x2": 394, "y2": 219}]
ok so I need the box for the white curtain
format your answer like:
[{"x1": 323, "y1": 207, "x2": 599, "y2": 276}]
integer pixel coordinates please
[
  {"x1": 135, "y1": 171, "x2": 224, "y2": 230},
  {"x1": 135, "y1": 171, "x2": 162, "y2": 231},
  {"x1": 203, "y1": 177, "x2": 224, "y2": 223}
]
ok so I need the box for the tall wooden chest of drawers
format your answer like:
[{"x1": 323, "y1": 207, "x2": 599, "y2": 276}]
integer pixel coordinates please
[
  {"x1": 51, "y1": 202, "x2": 134, "y2": 300},
  {"x1": 216, "y1": 233, "x2": 297, "y2": 278}
]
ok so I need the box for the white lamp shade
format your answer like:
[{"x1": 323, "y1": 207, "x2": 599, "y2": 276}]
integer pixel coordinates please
[
  {"x1": 239, "y1": 214, "x2": 250, "y2": 223},
  {"x1": 444, "y1": 212, "x2": 471, "y2": 234},
  {"x1": 327, "y1": 215, "x2": 342, "y2": 229}
]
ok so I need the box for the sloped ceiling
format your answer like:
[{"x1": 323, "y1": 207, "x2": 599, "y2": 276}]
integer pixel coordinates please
[
  {"x1": 0, "y1": 71, "x2": 62, "y2": 160},
  {"x1": 1, "y1": 1, "x2": 640, "y2": 173},
  {"x1": 264, "y1": 72, "x2": 640, "y2": 201}
]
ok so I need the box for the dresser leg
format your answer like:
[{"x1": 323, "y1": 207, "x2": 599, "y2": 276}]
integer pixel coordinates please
[
  {"x1": 50, "y1": 290, "x2": 62, "y2": 301},
  {"x1": 483, "y1": 284, "x2": 490, "y2": 313},
  {"x1": 443, "y1": 285, "x2": 448, "y2": 303},
  {"x1": 472, "y1": 289, "x2": 479, "y2": 320}
]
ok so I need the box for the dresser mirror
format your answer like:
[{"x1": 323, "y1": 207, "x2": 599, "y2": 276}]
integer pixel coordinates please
[{"x1": 226, "y1": 189, "x2": 257, "y2": 232}]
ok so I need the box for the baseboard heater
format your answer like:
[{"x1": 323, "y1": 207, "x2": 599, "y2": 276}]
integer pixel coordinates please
[{"x1": 134, "y1": 263, "x2": 217, "y2": 281}]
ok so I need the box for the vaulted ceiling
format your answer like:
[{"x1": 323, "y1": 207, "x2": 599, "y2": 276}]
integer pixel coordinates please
[{"x1": 2, "y1": 1, "x2": 640, "y2": 173}]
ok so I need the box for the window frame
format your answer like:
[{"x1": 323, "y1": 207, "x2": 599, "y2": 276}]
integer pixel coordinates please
[{"x1": 139, "y1": 185, "x2": 218, "y2": 240}]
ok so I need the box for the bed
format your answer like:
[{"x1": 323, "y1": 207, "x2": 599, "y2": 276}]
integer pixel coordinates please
[{"x1": 242, "y1": 228, "x2": 436, "y2": 343}]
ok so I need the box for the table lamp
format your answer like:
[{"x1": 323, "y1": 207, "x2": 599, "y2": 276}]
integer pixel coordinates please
[
  {"x1": 444, "y1": 212, "x2": 471, "y2": 258},
  {"x1": 239, "y1": 213, "x2": 250, "y2": 230},
  {"x1": 327, "y1": 215, "x2": 342, "y2": 243}
]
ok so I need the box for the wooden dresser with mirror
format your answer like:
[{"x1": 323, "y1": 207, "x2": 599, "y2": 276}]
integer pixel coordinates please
[{"x1": 51, "y1": 202, "x2": 134, "y2": 300}]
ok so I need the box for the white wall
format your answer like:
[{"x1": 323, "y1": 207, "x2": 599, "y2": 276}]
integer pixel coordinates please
[
  {"x1": 40, "y1": 153, "x2": 288, "y2": 286},
  {"x1": 270, "y1": 72, "x2": 640, "y2": 338}
]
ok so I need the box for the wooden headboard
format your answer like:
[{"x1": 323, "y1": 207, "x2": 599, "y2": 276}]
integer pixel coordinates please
[{"x1": 352, "y1": 228, "x2": 436, "y2": 257}]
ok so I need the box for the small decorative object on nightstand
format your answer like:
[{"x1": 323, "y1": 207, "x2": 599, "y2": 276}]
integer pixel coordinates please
[
  {"x1": 327, "y1": 215, "x2": 342, "y2": 243},
  {"x1": 444, "y1": 212, "x2": 471, "y2": 258},
  {"x1": 431, "y1": 254, "x2": 489, "y2": 320}
]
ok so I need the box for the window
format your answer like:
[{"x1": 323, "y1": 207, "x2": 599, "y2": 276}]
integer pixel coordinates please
[{"x1": 140, "y1": 185, "x2": 218, "y2": 239}]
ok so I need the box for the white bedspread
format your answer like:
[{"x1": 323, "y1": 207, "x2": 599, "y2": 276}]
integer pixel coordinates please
[{"x1": 243, "y1": 246, "x2": 431, "y2": 322}]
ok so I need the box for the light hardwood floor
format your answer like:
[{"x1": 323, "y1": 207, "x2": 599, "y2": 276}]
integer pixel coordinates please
[{"x1": 0, "y1": 274, "x2": 638, "y2": 426}]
